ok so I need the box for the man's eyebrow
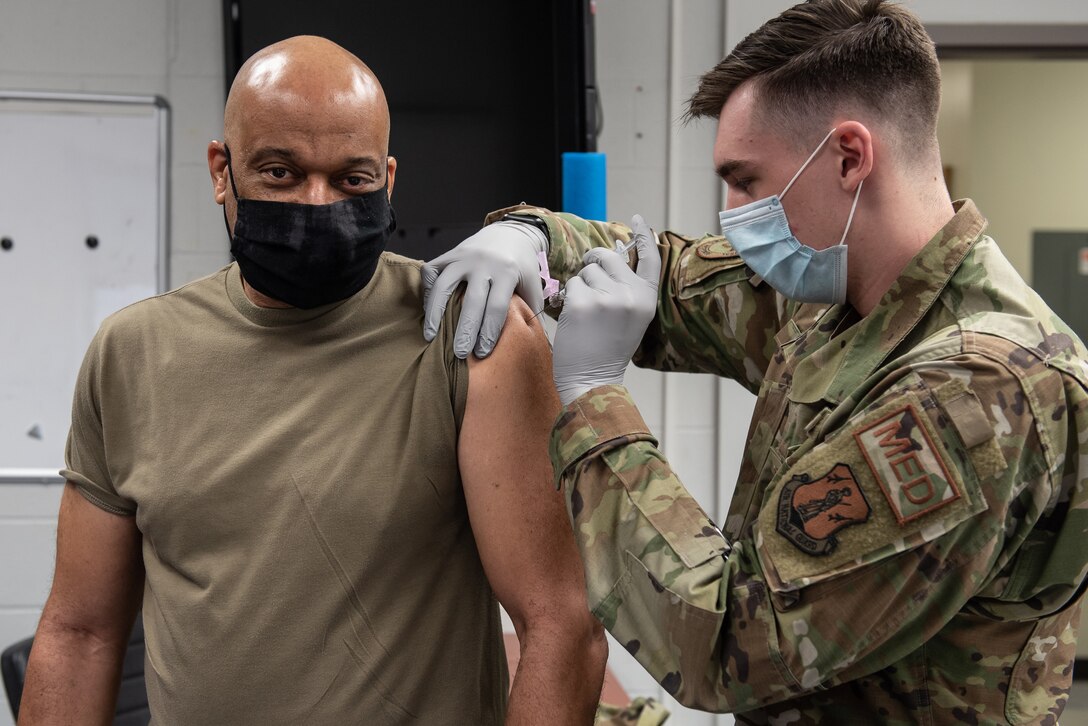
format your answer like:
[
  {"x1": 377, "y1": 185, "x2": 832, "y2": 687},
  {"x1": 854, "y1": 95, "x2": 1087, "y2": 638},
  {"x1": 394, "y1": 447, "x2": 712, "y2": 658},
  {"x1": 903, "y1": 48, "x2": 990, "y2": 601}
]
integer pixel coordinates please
[
  {"x1": 247, "y1": 146, "x2": 298, "y2": 163},
  {"x1": 715, "y1": 160, "x2": 752, "y2": 180},
  {"x1": 244, "y1": 149, "x2": 382, "y2": 171},
  {"x1": 341, "y1": 156, "x2": 382, "y2": 170}
]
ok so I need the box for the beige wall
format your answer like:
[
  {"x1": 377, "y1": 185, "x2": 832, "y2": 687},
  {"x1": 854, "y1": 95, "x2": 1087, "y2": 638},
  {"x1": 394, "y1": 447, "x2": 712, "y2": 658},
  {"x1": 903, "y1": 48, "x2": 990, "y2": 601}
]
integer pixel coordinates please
[
  {"x1": 935, "y1": 61, "x2": 974, "y2": 201},
  {"x1": 938, "y1": 59, "x2": 1088, "y2": 282}
]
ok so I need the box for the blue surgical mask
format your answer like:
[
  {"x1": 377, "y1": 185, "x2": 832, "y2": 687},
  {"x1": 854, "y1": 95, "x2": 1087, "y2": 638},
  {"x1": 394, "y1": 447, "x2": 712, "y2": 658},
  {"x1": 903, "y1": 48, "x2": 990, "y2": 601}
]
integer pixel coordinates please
[{"x1": 718, "y1": 129, "x2": 863, "y2": 305}]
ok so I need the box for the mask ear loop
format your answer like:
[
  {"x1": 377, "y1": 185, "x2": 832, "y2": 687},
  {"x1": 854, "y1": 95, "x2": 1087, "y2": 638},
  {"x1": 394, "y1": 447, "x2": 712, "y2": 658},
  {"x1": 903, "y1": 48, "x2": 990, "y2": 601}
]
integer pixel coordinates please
[
  {"x1": 780, "y1": 128, "x2": 836, "y2": 200},
  {"x1": 838, "y1": 179, "x2": 864, "y2": 247},
  {"x1": 223, "y1": 144, "x2": 241, "y2": 201},
  {"x1": 221, "y1": 144, "x2": 241, "y2": 242}
]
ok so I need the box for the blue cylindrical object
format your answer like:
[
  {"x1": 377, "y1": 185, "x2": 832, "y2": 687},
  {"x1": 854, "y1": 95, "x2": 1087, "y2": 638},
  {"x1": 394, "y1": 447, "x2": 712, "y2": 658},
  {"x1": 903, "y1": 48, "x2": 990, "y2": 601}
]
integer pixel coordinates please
[{"x1": 562, "y1": 152, "x2": 607, "y2": 221}]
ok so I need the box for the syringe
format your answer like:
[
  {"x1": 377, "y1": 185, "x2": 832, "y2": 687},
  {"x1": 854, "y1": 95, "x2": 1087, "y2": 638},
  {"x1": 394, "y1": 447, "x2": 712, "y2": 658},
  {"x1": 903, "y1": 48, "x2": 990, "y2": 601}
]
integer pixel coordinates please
[{"x1": 536, "y1": 237, "x2": 634, "y2": 317}]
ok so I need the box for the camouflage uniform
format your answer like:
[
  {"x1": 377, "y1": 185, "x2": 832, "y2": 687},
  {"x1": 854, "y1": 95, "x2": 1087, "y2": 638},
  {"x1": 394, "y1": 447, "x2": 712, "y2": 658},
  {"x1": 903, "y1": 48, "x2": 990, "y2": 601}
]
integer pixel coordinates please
[
  {"x1": 486, "y1": 200, "x2": 1088, "y2": 724},
  {"x1": 595, "y1": 697, "x2": 671, "y2": 726}
]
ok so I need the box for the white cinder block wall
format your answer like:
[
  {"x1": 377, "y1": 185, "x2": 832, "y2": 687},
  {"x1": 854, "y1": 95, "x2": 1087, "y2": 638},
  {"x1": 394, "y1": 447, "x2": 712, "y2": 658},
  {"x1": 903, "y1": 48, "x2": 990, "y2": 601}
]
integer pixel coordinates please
[
  {"x1": 592, "y1": 1, "x2": 752, "y2": 723},
  {"x1": 0, "y1": 0, "x2": 231, "y2": 291},
  {"x1": 0, "y1": 2, "x2": 226, "y2": 725}
]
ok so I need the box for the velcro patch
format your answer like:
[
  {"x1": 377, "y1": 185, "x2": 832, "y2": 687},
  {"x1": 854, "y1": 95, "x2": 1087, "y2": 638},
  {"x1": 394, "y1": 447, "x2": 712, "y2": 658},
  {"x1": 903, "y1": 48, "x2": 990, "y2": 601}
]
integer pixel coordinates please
[
  {"x1": 695, "y1": 238, "x2": 738, "y2": 260},
  {"x1": 775, "y1": 463, "x2": 871, "y2": 556},
  {"x1": 853, "y1": 405, "x2": 960, "y2": 524},
  {"x1": 757, "y1": 387, "x2": 988, "y2": 591}
]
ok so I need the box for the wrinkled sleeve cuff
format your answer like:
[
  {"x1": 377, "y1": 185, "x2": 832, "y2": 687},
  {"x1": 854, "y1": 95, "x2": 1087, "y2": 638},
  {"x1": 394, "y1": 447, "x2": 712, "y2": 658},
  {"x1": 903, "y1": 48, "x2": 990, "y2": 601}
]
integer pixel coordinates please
[
  {"x1": 484, "y1": 203, "x2": 552, "y2": 227},
  {"x1": 549, "y1": 384, "x2": 658, "y2": 488},
  {"x1": 61, "y1": 469, "x2": 137, "y2": 516},
  {"x1": 484, "y1": 204, "x2": 566, "y2": 255}
]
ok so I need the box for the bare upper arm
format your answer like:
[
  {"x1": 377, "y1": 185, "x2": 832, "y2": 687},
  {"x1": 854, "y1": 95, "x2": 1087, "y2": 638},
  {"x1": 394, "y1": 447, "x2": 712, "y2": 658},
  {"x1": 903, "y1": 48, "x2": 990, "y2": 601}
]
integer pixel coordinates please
[
  {"x1": 39, "y1": 484, "x2": 143, "y2": 639},
  {"x1": 458, "y1": 297, "x2": 588, "y2": 630}
]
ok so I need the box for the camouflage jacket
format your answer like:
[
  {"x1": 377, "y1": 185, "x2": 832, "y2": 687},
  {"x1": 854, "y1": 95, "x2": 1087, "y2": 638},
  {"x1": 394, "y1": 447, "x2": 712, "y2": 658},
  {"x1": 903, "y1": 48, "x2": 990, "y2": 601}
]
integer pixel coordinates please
[{"x1": 486, "y1": 200, "x2": 1088, "y2": 724}]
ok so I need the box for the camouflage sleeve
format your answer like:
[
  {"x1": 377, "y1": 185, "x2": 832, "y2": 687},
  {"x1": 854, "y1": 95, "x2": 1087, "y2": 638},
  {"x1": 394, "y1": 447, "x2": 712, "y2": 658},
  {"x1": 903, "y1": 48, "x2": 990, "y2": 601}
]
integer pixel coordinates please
[
  {"x1": 594, "y1": 697, "x2": 670, "y2": 726},
  {"x1": 551, "y1": 342, "x2": 1087, "y2": 714},
  {"x1": 484, "y1": 205, "x2": 782, "y2": 391},
  {"x1": 484, "y1": 204, "x2": 632, "y2": 287}
]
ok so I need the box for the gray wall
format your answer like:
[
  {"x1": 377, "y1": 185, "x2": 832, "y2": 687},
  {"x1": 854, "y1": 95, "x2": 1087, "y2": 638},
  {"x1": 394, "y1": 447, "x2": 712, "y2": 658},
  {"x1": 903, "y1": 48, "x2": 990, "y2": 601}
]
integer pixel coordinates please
[
  {"x1": 0, "y1": 0, "x2": 229, "y2": 289},
  {"x1": 0, "y1": 4, "x2": 225, "y2": 725}
]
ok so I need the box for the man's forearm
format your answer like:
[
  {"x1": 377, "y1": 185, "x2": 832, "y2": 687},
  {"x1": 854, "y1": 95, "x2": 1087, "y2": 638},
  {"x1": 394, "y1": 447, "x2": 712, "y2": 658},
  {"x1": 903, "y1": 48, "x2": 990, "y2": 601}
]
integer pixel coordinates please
[
  {"x1": 18, "y1": 624, "x2": 125, "y2": 725},
  {"x1": 505, "y1": 617, "x2": 607, "y2": 726}
]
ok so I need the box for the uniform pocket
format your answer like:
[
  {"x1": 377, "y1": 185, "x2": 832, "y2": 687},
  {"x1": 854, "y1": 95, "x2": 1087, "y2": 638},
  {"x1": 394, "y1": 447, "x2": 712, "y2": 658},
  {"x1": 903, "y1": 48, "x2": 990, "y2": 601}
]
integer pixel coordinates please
[
  {"x1": 1004, "y1": 599, "x2": 1081, "y2": 725},
  {"x1": 730, "y1": 380, "x2": 791, "y2": 537},
  {"x1": 677, "y1": 237, "x2": 750, "y2": 301},
  {"x1": 603, "y1": 445, "x2": 728, "y2": 569},
  {"x1": 594, "y1": 550, "x2": 733, "y2": 710}
]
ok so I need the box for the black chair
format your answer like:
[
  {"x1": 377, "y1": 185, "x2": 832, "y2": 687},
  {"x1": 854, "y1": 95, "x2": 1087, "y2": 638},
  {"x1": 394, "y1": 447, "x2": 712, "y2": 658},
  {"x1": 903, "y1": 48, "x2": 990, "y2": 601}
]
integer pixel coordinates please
[{"x1": 1, "y1": 616, "x2": 150, "y2": 725}]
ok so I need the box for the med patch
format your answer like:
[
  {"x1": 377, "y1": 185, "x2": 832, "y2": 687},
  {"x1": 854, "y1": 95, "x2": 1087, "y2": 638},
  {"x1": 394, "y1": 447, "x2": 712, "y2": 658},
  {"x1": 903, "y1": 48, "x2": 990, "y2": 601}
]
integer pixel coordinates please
[
  {"x1": 853, "y1": 404, "x2": 960, "y2": 524},
  {"x1": 757, "y1": 387, "x2": 988, "y2": 591}
]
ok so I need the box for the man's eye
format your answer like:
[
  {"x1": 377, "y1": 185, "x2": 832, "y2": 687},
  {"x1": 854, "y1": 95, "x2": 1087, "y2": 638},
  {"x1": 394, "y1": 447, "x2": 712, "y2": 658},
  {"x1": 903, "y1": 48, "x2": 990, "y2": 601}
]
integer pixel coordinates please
[
  {"x1": 344, "y1": 175, "x2": 365, "y2": 187},
  {"x1": 734, "y1": 178, "x2": 752, "y2": 193},
  {"x1": 269, "y1": 168, "x2": 289, "y2": 179}
]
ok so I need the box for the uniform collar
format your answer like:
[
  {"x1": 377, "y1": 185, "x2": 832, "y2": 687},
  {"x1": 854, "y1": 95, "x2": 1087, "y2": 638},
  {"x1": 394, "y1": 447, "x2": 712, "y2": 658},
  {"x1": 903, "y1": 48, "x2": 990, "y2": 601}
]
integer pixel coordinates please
[{"x1": 789, "y1": 199, "x2": 988, "y2": 405}]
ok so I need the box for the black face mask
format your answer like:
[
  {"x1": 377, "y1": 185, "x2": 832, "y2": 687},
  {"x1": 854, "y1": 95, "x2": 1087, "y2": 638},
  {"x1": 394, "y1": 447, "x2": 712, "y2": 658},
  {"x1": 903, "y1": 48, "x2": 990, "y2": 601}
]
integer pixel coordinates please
[{"x1": 223, "y1": 147, "x2": 397, "y2": 309}]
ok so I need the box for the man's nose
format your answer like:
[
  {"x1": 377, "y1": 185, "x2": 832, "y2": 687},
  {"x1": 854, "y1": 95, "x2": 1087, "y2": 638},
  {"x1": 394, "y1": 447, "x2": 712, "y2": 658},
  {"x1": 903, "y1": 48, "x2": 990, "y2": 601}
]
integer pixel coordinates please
[
  {"x1": 725, "y1": 188, "x2": 747, "y2": 211},
  {"x1": 299, "y1": 179, "x2": 341, "y2": 206}
]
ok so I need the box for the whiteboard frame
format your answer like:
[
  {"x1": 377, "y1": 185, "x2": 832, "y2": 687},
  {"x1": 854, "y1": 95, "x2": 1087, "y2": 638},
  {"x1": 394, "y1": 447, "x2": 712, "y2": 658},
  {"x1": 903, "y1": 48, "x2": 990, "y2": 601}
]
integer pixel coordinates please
[{"x1": 0, "y1": 91, "x2": 171, "y2": 485}]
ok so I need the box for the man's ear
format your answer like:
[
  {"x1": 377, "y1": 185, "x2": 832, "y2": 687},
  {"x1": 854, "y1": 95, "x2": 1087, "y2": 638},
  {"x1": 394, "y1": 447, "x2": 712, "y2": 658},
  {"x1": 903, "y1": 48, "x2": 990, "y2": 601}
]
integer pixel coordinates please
[
  {"x1": 832, "y1": 121, "x2": 873, "y2": 193},
  {"x1": 385, "y1": 156, "x2": 397, "y2": 199},
  {"x1": 207, "y1": 141, "x2": 229, "y2": 205}
]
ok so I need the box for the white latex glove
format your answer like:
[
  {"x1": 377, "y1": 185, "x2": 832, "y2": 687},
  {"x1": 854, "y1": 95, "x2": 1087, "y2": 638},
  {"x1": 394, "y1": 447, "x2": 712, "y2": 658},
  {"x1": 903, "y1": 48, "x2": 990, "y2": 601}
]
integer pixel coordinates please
[
  {"x1": 421, "y1": 221, "x2": 546, "y2": 359},
  {"x1": 552, "y1": 215, "x2": 660, "y2": 406}
]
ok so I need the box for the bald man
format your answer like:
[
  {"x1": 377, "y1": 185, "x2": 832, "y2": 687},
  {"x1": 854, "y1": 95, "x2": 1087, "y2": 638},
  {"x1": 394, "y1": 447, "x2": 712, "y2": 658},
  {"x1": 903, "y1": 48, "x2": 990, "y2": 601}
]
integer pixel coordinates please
[{"x1": 18, "y1": 37, "x2": 606, "y2": 725}]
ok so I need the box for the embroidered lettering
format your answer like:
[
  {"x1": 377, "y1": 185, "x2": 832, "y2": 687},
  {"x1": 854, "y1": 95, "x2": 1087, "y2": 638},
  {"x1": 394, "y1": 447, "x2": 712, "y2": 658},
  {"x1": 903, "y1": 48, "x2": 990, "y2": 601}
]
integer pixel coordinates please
[{"x1": 854, "y1": 404, "x2": 960, "y2": 524}]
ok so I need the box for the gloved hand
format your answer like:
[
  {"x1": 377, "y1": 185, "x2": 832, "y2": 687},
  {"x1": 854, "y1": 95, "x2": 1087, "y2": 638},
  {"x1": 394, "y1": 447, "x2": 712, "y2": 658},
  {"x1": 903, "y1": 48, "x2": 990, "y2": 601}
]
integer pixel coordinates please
[
  {"x1": 552, "y1": 214, "x2": 660, "y2": 406},
  {"x1": 421, "y1": 221, "x2": 547, "y2": 359}
]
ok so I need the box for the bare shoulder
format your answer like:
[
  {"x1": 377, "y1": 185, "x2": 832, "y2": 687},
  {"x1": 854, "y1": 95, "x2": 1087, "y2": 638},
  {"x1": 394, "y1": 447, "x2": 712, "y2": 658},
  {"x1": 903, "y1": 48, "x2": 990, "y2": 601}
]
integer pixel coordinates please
[
  {"x1": 466, "y1": 296, "x2": 551, "y2": 380},
  {"x1": 464, "y1": 296, "x2": 558, "y2": 426}
]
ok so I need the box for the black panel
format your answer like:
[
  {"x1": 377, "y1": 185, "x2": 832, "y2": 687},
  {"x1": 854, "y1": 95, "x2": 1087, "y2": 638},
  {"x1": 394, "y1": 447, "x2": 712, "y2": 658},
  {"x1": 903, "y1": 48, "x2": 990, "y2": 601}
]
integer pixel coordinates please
[{"x1": 224, "y1": 1, "x2": 595, "y2": 260}]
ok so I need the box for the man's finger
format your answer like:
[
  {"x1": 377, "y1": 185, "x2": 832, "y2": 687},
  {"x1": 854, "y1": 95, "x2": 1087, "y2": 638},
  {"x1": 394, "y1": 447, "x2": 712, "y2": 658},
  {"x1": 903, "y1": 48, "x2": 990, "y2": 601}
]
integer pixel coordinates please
[
  {"x1": 593, "y1": 250, "x2": 632, "y2": 279},
  {"x1": 475, "y1": 276, "x2": 517, "y2": 358},
  {"x1": 420, "y1": 260, "x2": 441, "y2": 294},
  {"x1": 421, "y1": 263, "x2": 440, "y2": 323},
  {"x1": 517, "y1": 271, "x2": 545, "y2": 316},
  {"x1": 422, "y1": 263, "x2": 467, "y2": 341},
  {"x1": 454, "y1": 277, "x2": 491, "y2": 359},
  {"x1": 561, "y1": 273, "x2": 588, "y2": 301},
  {"x1": 578, "y1": 262, "x2": 614, "y2": 291},
  {"x1": 582, "y1": 248, "x2": 611, "y2": 268},
  {"x1": 630, "y1": 214, "x2": 662, "y2": 287}
]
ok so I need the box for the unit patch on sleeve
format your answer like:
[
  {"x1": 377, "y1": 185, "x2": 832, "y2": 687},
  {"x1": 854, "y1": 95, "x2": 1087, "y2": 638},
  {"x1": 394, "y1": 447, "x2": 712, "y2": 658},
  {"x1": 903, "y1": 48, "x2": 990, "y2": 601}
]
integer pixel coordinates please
[
  {"x1": 775, "y1": 463, "x2": 871, "y2": 556},
  {"x1": 756, "y1": 387, "x2": 989, "y2": 592},
  {"x1": 853, "y1": 404, "x2": 960, "y2": 524}
]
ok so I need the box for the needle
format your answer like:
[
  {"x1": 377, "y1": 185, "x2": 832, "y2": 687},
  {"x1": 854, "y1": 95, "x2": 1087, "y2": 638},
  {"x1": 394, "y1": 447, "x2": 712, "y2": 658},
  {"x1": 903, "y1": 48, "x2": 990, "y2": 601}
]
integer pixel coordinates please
[{"x1": 530, "y1": 237, "x2": 634, "y2": 320}]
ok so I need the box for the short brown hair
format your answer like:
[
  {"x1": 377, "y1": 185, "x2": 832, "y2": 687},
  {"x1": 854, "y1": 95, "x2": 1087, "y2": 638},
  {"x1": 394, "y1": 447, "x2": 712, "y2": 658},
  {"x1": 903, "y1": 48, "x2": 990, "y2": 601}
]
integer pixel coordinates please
[{"x1": 686, "y1": 0, "x2": 940, "y2": 152}]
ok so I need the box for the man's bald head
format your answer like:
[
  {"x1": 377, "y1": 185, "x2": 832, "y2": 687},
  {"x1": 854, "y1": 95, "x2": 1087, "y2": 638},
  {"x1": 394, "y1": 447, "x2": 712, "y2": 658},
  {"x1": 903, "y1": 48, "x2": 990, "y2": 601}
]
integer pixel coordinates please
[
  {"x1": 224, "y1": 35, "x2": 390, "y2": 152},
  {"x1": 209, "y1": 35, "x2": 397, "y2": 243}
]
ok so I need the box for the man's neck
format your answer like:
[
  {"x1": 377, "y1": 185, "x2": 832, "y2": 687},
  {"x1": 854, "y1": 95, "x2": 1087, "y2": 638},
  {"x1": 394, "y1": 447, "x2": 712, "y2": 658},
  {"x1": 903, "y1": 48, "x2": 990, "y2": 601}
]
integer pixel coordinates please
[
  {"x1": 241, "y1": 277, "x2": 293, "y2": 309},
  {"x1": 847, "y1": 180, "x2": 956, "y2": 317}
]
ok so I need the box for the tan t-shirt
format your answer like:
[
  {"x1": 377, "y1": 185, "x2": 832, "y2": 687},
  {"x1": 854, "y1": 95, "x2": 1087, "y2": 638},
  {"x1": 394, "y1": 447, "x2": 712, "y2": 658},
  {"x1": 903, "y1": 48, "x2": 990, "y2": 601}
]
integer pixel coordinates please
[{"x1": 63, "y1": 255, "x2": 508, "y2": 724}]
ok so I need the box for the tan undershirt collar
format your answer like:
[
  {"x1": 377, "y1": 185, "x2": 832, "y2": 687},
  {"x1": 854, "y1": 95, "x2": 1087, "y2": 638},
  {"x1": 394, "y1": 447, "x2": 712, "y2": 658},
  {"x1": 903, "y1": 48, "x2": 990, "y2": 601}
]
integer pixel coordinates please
[{"x1": 224, "y1": 262, "x2": 355, "y2": 328}]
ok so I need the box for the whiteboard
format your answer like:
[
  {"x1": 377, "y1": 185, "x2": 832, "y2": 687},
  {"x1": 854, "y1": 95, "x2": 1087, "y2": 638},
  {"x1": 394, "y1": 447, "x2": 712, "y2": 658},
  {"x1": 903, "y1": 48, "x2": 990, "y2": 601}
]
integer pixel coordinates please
[{"x1": 0, "y1": 92, "x2": 169, "y2": 483}]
